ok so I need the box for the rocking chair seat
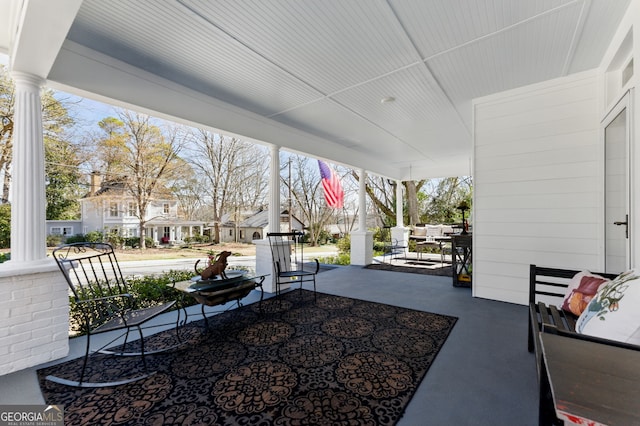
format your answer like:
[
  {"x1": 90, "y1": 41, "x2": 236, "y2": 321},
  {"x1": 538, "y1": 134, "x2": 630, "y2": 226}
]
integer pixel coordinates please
[{"x1": 93, "y1": 301, "x2": 176, "y2": 334}]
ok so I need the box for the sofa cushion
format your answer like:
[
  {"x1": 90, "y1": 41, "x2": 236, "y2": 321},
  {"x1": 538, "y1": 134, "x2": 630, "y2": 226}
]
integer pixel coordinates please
[
  {"x1": 576, "y1": 269, "x2": 640, "y2": 345},
  {"x1": 425, "y1": 226, "x2": 441, "y2": 237},
  {"x1": 561, "y1": 271, "x2": 610, "y2": 316},
  {"x1": 412, "y1": 227, "x2": 427, "y2": 237}
]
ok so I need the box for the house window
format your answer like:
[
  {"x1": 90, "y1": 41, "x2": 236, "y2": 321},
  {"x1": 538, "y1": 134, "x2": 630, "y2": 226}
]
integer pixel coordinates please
[
  {"x1": 109, "y1": 202, "x2": 118, "y2": 217},
  {"x1": 229, "y1": 230, "x2": 233, "y2": 236},
  {"x1": 240, "y1": 230, "x2": 245, "y2": 239},
  {"x1": 163, "y1": 203, "x2": 170, "y2": 214},
  {"x1": 51, "y1": 227, "x2": 73, "y2": 236},
  {"x1": 128, "y1": 202, "x2": 137, "y2": 217}
]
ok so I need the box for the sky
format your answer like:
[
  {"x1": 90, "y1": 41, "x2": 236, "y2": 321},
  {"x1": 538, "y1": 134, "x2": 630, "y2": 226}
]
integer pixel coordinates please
[{"x1": 1, "y1": 52, "x2": 115, "y2": 134}]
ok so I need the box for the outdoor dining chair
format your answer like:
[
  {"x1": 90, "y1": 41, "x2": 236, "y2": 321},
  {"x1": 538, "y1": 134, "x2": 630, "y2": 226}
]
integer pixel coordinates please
[
  {"x1": 267, "y1": 232, "x2": 319, "y2": 298},
  {"x1": 47, "y1": 242, "x2": 180, "y2": 387},
  {"x1": 382, "y1": 225, "x2": 407, "y2": 263}
]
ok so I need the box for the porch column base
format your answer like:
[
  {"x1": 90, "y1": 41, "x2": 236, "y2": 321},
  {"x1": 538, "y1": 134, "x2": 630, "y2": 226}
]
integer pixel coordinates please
[
  {"x1": 350, "y1": 231, "x2": 373, "y2": 266},
  {"x1": 391, "y1": 227, "x2": 409, "y2": 248},
  {"x1": 0, "y1": 262, "x2": 69, "y2": 376}
]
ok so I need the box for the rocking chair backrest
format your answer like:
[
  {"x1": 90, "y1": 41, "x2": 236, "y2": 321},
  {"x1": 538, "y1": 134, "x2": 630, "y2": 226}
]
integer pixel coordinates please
[
  {"x1": 267, "y1": 232, "x2": 304, "y2": 274},
  {"x1": 53, "y1": 242, "x2": 130, "y2": 303}
]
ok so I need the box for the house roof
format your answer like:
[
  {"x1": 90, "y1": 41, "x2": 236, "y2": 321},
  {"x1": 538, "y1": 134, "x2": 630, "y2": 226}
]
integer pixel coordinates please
[
  {"x1": 221, "y1": 209, "x2": 305, "y2": 230},
  {"x1": 1, "y1": 1, "x2": 631, "y2": 180},
  {"x1": 89, "y1": 179, "x2": 127, "y2": 197},
  {"x1": 83, "y1": 178, "x2": 175, "y2": 200}
]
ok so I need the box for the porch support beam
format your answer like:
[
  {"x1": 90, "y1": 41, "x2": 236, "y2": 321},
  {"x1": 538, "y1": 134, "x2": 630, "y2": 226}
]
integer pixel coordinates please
[
  {"x1": 255, "y1": 144, "x2": 281, "y2": 292},
  {"x1": 269, "y1": 145, "x2": 280, "y2": 232},
  {"x1": 10, "y1": 71, "x2": 47, "y2": 263},
  {"x1": 392, "y1": 180, "x2": 409, "y2": 248},
  {"x1": 350, "y1": 168, "x2": 373, "y2": 265}
]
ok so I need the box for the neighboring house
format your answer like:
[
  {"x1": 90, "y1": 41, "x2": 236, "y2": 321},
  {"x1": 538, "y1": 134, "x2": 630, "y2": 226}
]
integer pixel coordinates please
[
  {"x1": 47, "y1": 173, "x2": 204, "y2": 245},
  {"x1": 219, "y1": 209, "x2": 305, "y2": 243},
  {"x1": 46, "y1": 220, "x2": 83, "y2": 239}
]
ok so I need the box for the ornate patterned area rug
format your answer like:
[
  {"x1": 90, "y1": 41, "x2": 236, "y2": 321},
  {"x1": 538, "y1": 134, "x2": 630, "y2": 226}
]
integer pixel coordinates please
[{"x1": 38, "y1": 290, "x2": 457, "y2": 425}]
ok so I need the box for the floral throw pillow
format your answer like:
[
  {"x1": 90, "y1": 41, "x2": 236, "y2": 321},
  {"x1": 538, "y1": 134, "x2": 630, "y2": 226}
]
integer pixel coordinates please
[
  {"x1": 576, "y1": 270, "x2": 640, "y2": 345},
  {"x1": 561, "y1": 271, "x2": 609, "y2": 316}
]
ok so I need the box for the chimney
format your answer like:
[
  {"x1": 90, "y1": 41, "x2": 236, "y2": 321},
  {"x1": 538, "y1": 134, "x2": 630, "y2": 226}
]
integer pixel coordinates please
[{"x1": 90, "y1": 171, "x2": 101, "y2": 196}]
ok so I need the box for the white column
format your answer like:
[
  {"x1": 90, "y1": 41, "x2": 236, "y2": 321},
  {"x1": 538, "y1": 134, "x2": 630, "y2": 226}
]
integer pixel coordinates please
[
  {"x1": 351, "y1": 168, "x2": 373, "y2": 265},
  {"x1": 395, "y1": 180, "x2": 404, "y2": 227},
  {"x1": 269, "y1": 145, "x2": 280, "y2": 233},
  {"x1": 392, "y1": 180, "x2": 409, "y2": 246},
  {"x1": 255, "y1": 144, "x2": 281, "y2": 291},
  {"x1": 358, "y1": 169, "x2": 367, "y2": 231},
  {"x1": 10, "y1": 72, "x2": 47, "y2": 263}
]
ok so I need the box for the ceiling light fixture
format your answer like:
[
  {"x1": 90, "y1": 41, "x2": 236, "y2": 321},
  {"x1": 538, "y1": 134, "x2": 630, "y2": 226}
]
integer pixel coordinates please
[{"x1": 380, "y1": 96, "x2": 396, "y2": 104}]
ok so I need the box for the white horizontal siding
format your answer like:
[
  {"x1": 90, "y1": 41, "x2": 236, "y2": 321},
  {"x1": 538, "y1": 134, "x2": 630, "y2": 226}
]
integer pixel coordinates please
[{"x1": 473, "y1": 70, "x2": 601, "y2": 305}]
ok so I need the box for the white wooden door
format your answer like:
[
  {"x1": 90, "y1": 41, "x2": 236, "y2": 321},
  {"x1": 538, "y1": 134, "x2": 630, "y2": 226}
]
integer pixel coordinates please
[{"x1": 603, "y1": 92, "x2": 631, "y2": 273}]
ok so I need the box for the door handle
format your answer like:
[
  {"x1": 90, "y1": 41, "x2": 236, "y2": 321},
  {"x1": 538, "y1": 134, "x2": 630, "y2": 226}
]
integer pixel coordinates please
[{"x1": 613, "y1": 214, "x2": 629, "y2": 238}]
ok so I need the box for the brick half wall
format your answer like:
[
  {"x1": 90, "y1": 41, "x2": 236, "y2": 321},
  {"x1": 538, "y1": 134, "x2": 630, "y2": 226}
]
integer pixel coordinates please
[{"x1": 0, "y1": 262, "x2": 69, "y2": 375}]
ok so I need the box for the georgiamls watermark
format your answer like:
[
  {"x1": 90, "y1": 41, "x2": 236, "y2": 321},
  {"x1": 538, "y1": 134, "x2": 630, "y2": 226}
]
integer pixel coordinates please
[{"x1": 0, "y1": 405, "x2": 63, "y2": 426}]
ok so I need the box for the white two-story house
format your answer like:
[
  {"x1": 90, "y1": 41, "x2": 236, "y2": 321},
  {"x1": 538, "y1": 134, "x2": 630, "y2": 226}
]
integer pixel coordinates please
[{"x1": 48, "y1": 173, "x2": 204, "y2": 245}]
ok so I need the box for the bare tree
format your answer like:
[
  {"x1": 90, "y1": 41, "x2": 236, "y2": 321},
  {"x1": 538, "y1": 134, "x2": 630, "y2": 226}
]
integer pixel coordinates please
[
  {"x1": 283, "y1": 154, "x2": 338, "y2": 246},
  {"x1": 191, "y1": 130, "x2": 268, "y2": 243},
  {"x1": 350, "y1": 172, "x2": 426, "y2": 226},
  {"x1": 172, "y1": 175, "x2": 204, "y2": 221},
  {"x1": 94, "y1": 110, "x2": 188, "y2": 248}
]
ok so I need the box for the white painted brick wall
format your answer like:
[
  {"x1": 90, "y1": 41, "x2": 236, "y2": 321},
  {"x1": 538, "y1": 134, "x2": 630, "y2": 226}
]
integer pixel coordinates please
[{"x1": 0, "y1": 265, "x2": 69, "y2": 375}]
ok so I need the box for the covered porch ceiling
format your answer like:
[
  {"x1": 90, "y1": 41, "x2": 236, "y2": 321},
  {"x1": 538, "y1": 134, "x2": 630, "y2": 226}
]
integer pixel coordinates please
[{"x1": 0, "y1": 0, "x2": 631, "y2": 180}]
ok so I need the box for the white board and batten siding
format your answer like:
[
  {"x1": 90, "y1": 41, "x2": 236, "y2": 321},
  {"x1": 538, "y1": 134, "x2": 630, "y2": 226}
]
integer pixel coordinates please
[{"x1": 473, "y1": 70, "x2": 603, "y2": 305}]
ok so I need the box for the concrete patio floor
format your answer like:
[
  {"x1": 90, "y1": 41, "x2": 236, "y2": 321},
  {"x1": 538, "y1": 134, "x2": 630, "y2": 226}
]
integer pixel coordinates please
[{"x1": 0, "y1": 263, "x2": 538, "y2": 425}]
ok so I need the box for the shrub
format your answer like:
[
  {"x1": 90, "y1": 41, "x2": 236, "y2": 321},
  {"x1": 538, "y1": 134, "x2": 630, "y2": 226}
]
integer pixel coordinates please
[
  {"x1": 104, "y1": 231, "x2": 124, "y2": 248},
  {"x1": 84, "y1": 231, "x2": 104, "y2": 243},
  {"x1": 336, "y1": 234, "x2": 350, "y2": 253},
  {"x1": 47, "y1": 234, "x2": 64, "y2": 247},
  {"x1": 0, "y1": 204, "x2": 10, "y2": 249},
  {"x1": 373, "y1": 241, "x2": 387, "y2": 256},
  {"x1": 123, "y1": 236, "x2": 154, "y2": 248},
  {"x1": 0, "y1": 252, "x2": 10, "y2": 263},
  {"x1": 64, "y1": 234, "x2": 87, "y2": 244},
  {"x1": 185, "y1": 235, "x2": 208, "y2": 244},
  {"x1": 317, "y1": 252, "x2": 350, "y2": 265},
  {"x1": 68, "y1": 269, "x2": 196, "y2": 336}
]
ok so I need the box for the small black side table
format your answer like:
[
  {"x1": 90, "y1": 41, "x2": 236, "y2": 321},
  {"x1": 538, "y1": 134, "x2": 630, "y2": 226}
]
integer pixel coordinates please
[{"x1": 452, "y1": 234, "x2": 472, "y2": 287}]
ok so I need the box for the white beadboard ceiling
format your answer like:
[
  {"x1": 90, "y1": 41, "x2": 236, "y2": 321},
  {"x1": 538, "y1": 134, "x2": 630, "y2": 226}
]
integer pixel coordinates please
[{"x1": 6, "y1": 0, "x2": 633, "y2": 180}]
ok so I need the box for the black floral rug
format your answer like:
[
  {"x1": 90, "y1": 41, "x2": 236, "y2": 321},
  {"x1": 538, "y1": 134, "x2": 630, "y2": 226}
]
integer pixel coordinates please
[{"x1": 38, "y1": 290, "x2": 457, "y2": 425}]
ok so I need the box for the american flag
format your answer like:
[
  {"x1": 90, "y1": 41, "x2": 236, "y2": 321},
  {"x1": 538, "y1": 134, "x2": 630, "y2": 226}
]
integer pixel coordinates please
[{"x1": 318, "y1": 160, "x2": 344, "y2": 209}]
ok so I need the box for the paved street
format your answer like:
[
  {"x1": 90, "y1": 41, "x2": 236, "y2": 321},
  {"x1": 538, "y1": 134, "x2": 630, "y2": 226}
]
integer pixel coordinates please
[
  {"x1": 118, "y1": 255, "x2": 257, "y2": 277},
  {"x1": 118, "y1": 250, "x2": 339, "y2": 277}
]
